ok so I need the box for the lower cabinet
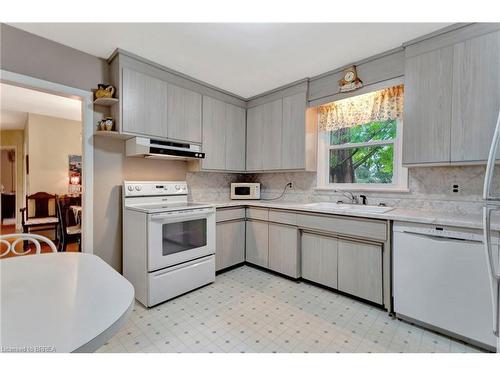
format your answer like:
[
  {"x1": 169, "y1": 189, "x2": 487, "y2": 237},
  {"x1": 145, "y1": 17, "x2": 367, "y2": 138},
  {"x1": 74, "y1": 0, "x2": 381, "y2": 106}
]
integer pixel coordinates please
[
  {"x1": 337, "y1": 239, "x2": 383, "y2": 304},
  {"x1": 216, "y1": 220, "x2": 246, "y2": 271},
  {"x1": 269, "y1": 223, "x2": 300, "y2": 278},
  {"x1": 301, "y1": 232, "x2": 338, "y2": 289},
  {"x1": 245, "y1": 220, "x2": 269, "y2": 268}
]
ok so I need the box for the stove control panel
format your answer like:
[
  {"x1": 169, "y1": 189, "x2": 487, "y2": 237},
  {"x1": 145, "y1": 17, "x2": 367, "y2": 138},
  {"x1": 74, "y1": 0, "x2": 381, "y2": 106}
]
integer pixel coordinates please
[{"x1": 123, "y1": 181, "x2": 188, "y2": 197}]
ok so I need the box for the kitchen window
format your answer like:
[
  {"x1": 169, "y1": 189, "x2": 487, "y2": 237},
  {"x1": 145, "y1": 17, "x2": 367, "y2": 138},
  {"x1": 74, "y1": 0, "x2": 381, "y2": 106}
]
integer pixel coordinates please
[{"x1": 317, "y1": 85, "x2": 408, "y2": 191}]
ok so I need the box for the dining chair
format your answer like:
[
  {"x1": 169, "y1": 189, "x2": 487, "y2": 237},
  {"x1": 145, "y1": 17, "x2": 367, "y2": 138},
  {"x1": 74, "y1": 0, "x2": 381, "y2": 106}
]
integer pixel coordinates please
[
  {"x1": 56, "y1": 197, "x2": 81, "y2": 252},
  {"x1": 20, "y1": 192, "x2": 59, "y2": 243},
  {"x1": 0, "y1": 233, "x2": 57, "y2": 257}
]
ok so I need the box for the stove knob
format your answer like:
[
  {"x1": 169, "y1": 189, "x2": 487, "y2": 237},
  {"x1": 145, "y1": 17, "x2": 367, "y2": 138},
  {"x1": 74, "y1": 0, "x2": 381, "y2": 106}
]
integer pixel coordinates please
[
  {"x1": 135, "y1": 186, "x2": 141, "y2": 191},
  {"x1": 175, "y1": 185, "x2": 180, "y2": 191},
  {"x1": 127, "y1": 186, "x2": 133, "y2": 191}
]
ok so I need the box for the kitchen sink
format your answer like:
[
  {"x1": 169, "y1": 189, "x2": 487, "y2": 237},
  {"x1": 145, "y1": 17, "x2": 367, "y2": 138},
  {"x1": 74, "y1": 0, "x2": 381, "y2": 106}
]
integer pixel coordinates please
[{"x1": 301, "y1": 202, "x2": 394, "y2": 214}]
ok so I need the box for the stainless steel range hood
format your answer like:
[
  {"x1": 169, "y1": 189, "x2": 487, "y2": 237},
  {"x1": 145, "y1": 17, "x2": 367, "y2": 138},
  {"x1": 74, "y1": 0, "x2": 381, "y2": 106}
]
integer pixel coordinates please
[{"x1": 126, "y1": 137, "x2": 205, "y2": 160}]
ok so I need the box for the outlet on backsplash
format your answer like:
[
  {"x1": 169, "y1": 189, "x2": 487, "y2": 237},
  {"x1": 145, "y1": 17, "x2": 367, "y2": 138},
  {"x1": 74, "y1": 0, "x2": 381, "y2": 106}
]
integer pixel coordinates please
[{"x1": 452, "y1": 184, "x2": 460, "y2": 193}]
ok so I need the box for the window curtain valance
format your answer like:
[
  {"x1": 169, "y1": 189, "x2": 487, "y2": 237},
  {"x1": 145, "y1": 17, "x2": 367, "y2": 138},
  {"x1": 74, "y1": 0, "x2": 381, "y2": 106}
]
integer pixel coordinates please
[{"x1": 318, "y1": 85, "x2": 404, "y2": 131}]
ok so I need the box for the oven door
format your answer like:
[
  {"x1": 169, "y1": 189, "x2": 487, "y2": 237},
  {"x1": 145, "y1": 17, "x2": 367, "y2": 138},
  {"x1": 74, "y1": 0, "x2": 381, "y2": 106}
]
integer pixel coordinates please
[{"x1": 147, "y1": 208, "x2": 215, "y2": 272}]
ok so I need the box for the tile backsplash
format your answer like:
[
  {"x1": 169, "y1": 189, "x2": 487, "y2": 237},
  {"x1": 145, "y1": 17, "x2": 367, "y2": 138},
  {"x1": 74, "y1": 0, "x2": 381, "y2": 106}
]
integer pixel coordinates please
[{"x1": 187, "y1": 165, "x2": 498, "y2": 214}]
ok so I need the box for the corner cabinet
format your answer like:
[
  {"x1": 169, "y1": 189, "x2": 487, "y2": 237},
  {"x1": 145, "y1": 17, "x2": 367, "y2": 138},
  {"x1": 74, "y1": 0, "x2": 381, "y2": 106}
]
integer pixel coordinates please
[
  {"x1": 403, "y1": 25, "x2": 500, "y2": 166},
  {"x1": 246, "y1": 83, "x2": 316, "y2": 172},
  {"x1": 200, "y1": 96, "x2": 246, "y2": 172}
]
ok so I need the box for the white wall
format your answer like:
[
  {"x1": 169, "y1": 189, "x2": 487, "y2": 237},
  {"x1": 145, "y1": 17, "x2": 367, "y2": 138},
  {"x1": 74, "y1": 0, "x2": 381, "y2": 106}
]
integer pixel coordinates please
[{"x1": 26, "y1": 113, "x2": 82, "y2": 195}]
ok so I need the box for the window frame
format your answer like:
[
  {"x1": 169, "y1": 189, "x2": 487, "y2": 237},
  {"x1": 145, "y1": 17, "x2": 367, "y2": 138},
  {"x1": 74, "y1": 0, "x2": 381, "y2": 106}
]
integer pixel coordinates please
[{"x1": 316, "y1": 119, "x2": 408, "y2": 192}]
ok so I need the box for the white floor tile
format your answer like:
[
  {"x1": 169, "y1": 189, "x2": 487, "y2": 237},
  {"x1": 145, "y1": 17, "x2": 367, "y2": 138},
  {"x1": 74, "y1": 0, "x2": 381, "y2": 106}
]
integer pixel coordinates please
[{"x1": 102, "y1": 265, "x2": 486, "y2": 354}]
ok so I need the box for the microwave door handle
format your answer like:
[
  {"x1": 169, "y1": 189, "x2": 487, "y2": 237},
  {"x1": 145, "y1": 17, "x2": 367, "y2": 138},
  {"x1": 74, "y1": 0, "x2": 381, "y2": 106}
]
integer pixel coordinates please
[
  {"x1": 483, "y1": 206, "x2": 500, "y2": 336},
  {"x1": 484, "y1": 110, "x2": 500, "y2": 201}
]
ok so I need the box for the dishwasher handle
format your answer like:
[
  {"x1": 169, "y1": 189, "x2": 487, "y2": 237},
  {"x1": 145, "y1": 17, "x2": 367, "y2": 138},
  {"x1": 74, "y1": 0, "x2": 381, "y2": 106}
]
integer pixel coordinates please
[{"x1": 400, "y1": 230, "x2": 483, "y2": 245}]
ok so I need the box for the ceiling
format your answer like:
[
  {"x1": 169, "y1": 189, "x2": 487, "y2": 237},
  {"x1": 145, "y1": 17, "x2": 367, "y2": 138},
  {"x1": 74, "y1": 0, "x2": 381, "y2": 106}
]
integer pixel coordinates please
[
  {"x1": 0, "y1": 83, "x2": 82, "y2": 130},
  {"x1": 10, "y1": 23, "x2": 451, "y2": 98}
]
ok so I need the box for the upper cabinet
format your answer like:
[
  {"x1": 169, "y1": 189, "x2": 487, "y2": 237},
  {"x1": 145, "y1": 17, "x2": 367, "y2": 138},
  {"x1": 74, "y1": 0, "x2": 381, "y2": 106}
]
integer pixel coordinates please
[
  {"x1": 246, "y1": 84, "x2": 316, "y2": 172},
  {"x1": 167, "y1": 84, "x2": 202, "y2": 144},
  {"x1": 403, "y1": 47, "x2": 454, "y2": 165},
  {"x1": 403, "y1": 25, "x2": 500, "y2": 166},
  {"x1": 450, "y1": 31, "x2": 500, "y2": 163},
  {"x1": 122, "y1": 68, "x2": 168, "y2": 138},
  {"x1": 109, "y1": 50, "x2": 245, "y2": 146},
  {"x1": 200, "y1": 96, "x2": 246, "y2": 171}
]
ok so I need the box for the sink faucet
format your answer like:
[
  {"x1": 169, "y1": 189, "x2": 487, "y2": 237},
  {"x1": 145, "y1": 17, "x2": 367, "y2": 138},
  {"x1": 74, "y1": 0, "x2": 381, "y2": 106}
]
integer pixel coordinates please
[{"x1": 334, "y1": 190, "x2": 359, "y2": 204}]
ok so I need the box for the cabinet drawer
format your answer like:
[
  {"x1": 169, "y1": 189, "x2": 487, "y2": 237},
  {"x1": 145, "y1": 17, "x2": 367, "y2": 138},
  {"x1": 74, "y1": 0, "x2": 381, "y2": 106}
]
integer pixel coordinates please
[
  {"x1": 297, "y1": 213, "x2": 387, "y2": 241},
  {"x1": 216, "y1": 207, "x2": 245, "y2": 222},
  {"x1": 268, "y1": 209, "x2": 297, "y2": 226},
  {"x1": 246, "y1": 207, "x2": 269, "y2": 221}
]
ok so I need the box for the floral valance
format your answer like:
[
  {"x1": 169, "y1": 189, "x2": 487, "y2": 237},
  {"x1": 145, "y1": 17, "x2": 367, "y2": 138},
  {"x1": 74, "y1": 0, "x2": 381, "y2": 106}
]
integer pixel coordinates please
[{"x1": 318, "y1": 85, "x2": 404, "y2": 131}]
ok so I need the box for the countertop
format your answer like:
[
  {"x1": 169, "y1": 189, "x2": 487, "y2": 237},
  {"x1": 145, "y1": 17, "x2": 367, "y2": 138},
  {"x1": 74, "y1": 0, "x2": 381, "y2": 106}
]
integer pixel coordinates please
[{"x1": 195, "y1": 200, "x2": 500, "y2": 231}]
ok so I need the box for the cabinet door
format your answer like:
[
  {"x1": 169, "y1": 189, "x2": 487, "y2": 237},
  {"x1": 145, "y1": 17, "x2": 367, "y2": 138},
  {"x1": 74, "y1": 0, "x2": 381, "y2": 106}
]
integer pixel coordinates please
[
  {"x1": 282, "y1": 92, "x2": 306, "y2": 169},
  {"x1": 262, "y1": 99, "x2": 283, "y2": 170},
  {"x1": 337, "y1": 239, "x2": 383, "y2": 304},
  {"x1": 301, "y1": 232, "x2": 338, "y2": 289},
  {"x1": 202, "y1": 96, "x2": 226, "y2": 170},
  {"x1": 245, "y1": 220, "x2": 268, "y2": 268},
  {"x1": 167, "y1": 84, "x2": 202, "y2": 143},
  {"x1": 451, "y1": 31, "x2": 500, "y2": 162},
  {"x1": 246, "y1": 105, "x2": 264, "y2": 171},
  {"x1": 268, "y1": 223, "x2": 299, "y2": 278},
  {"x1": 122, "y1": 67, "x2": 168, "y2": 138},
  {"x1": 216, "y1": 220, "x2": 245, "y2": 271},
  {"x1": 403, "y1": 47, "x2": 453, "y2": 165},
  {"x1": 225, "y1": 104, "x2": 246, "y2": 171}
]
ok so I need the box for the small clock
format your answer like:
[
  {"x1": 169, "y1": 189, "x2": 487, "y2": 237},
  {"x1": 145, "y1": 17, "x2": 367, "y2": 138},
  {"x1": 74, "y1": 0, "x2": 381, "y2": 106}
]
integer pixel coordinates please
[
  {"x1": 338, "y1": 66, "x2": 363, "y2": 93},
  {"x1": 344, "y1": 70, "x2": 355, "y2": 83}
]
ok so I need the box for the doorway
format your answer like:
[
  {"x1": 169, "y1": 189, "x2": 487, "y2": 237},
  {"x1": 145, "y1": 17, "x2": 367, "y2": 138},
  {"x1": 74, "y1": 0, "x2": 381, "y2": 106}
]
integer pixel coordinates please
[
  {"x1": 0, "y1": 70, "x2": 94, "y2": 255},
  {"x1": 0, "y1": 146, "x2": 17, "y2": 228}
]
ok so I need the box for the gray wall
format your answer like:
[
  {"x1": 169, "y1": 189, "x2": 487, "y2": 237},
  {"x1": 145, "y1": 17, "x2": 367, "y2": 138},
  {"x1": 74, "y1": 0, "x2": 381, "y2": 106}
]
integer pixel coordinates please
[
  {"x1": 1, "y1": 24, "x2": 108, "y2": 92},
  {"x1": 1, "y1": 24, "x2": 189, "y2": 270}
]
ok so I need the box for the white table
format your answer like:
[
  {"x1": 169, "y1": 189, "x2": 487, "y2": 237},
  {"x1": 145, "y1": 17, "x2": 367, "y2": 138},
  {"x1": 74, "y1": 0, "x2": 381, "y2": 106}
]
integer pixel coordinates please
[{"x1": 0, "y1": 253, "x2": 134, "y2": 352}]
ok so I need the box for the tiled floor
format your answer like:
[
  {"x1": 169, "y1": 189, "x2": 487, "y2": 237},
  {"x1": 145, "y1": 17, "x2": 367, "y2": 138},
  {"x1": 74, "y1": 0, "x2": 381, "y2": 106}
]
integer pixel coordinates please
[{"x1": 98, "y1": 266, "x2": 484, "y2": 353}]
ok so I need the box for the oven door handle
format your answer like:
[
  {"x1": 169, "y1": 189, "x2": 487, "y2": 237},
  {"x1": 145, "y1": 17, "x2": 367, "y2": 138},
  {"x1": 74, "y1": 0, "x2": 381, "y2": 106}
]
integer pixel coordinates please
[{"x1": 150, "y1": 209, "x2": 213, "y2": 221}]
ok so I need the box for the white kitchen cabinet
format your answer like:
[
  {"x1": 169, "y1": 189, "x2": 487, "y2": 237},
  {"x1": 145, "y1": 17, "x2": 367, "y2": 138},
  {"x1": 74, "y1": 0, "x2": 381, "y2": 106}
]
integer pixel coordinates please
[
  {"x1": 268, "y1": 223, "x2": 299, "y2": 278},
  {"x1": 337, "y1": 239, "x2": 383, "y2": 304},
  {"x1": 301, "y1": 232, "x2": 338, "y2": 289},
  {"x1": 122, "y1": 67, "x2": 168, "y2": 138},
  {"x1": 245, "y1": 220, "x2": 269, "y2": 268},
  {"x1": 216, "y1": 220, "x2": 245, "y2": 271},
  {"x1": 167, "y1": 84, "x2": 202, "y2": 143}
]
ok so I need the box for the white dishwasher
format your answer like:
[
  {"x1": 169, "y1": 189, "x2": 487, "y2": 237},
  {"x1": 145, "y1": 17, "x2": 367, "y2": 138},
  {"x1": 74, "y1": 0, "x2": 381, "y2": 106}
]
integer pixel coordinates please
[{"x1": 393, "y1": 221, "x2": 498, "y2": 350}]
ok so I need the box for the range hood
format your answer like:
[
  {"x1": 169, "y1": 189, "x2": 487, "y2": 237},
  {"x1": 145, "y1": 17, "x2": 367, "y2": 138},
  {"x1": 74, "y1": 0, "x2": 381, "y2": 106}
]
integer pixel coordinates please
[{"x1": 126, "y1": 137, "x2": 205, "y2": 160}]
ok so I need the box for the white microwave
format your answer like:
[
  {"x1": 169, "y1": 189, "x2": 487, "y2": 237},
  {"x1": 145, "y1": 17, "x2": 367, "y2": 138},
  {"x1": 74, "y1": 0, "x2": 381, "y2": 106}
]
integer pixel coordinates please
[{"x1": 231, "y1": 183, "x2": 261, "y2": 200}]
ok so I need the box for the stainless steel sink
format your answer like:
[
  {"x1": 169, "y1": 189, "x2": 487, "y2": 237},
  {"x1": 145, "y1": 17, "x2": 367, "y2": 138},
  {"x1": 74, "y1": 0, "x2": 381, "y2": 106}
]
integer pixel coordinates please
[{"x1": 301, "y1": 202, "x2": 394, "y2": 214}]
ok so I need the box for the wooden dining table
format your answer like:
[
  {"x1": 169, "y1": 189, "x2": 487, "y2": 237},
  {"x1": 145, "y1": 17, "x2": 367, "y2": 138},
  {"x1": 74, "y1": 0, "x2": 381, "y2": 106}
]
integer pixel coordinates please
[{"x1": 0, "y1": 253, "x2": 134, "y2": 352}]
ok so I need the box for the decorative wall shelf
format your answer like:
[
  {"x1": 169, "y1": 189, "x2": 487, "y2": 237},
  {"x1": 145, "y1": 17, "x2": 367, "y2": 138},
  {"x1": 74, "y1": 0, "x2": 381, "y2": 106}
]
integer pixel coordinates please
[
  {"x1": 94, "y1": 130, "x2": 131, "y2": 140},
  {"x1": 93, "y1": 97, "x2": 119, "y2": 106}
]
